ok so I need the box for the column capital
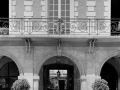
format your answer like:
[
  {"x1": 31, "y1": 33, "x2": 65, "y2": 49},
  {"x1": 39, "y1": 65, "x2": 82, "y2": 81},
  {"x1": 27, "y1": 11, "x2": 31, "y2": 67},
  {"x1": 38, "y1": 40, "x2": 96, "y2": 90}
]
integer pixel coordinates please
[{"x1": 33, "y1": 74, "x2": 40, "y2": 80}]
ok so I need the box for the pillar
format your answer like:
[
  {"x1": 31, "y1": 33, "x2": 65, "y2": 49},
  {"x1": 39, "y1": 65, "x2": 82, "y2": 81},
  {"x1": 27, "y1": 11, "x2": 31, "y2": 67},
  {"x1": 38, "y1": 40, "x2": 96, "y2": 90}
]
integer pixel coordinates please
[
  {"x1": 33, "y1": 74, "x2": 40, "y2": 90},
  {"x1": 85, "y1": 75, "x2": 101, "y2": 90},
  {"x1": 80, "y1": 75, "x2": 87, "y2": 90},
  {"x1": 18, "y1": 73, "x2": 40, "y2": 90}
]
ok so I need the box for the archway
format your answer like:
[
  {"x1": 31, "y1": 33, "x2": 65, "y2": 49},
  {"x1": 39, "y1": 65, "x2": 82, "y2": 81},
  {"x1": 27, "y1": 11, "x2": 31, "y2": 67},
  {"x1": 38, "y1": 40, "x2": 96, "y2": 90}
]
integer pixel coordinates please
[
  {"x1": 100, "y1": 57, "x2": 119, "y2": 90},
  {"x1": 39, "y1": 56, "x2": 80, "y2": 90},
  {"x1": 0, "y1": 56, "x2": 20, "y2": 90}
]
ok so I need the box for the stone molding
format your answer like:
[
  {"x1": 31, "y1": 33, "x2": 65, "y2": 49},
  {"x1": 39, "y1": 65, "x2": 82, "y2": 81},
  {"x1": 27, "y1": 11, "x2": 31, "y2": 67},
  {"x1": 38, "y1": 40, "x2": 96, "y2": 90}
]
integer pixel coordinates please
[
  {"x1": 35, "y1": 50, "x2": 85, "y2": 76},
  {"x1": 0, "y1": 49, "x2": 23, "y2": 74},
  {"x1": 12, "y1": 0, "x2": 16, "y2": 17}
]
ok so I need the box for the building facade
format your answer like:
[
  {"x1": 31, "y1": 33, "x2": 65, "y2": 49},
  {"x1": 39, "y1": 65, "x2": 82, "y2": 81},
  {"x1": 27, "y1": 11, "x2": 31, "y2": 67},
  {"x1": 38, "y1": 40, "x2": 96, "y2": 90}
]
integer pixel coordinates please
[{"x1": 0, "y1": 0, "x2": 120, "y2": 90}]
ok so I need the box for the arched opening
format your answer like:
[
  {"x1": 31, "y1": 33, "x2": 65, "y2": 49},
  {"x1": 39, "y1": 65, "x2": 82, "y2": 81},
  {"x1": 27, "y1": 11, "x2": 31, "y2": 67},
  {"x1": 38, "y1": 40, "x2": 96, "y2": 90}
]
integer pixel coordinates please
[
  {"x1": 0, "y1": 56, "x2": 19, "y2": 90},
  {"x1": 111, "y1": 0, "x2": 120, "y2": 36},
  {"x1": 39, "y1": 56, "x2": 80, "y2": 90},
  {"x1": 100, "y1": 58, "x2": 119, "y2": 90}
]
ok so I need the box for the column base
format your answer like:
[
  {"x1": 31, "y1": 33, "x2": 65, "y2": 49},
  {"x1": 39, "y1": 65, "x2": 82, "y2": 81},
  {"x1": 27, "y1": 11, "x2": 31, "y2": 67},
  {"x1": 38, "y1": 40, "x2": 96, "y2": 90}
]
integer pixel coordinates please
[{"x1": 18, "y1": 73, "x2": 39, "y2": 90}]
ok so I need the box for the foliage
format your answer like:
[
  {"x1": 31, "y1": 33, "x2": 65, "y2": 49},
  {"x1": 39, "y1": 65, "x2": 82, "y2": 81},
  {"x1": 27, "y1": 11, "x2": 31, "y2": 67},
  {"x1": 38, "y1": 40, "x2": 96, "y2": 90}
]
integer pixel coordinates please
[
  {"x1": 11, "y1": 79, "x2": 30, "y2": 90},
  {"x1": 92, "y1": 79, "x2": 109, "y2": 90}
]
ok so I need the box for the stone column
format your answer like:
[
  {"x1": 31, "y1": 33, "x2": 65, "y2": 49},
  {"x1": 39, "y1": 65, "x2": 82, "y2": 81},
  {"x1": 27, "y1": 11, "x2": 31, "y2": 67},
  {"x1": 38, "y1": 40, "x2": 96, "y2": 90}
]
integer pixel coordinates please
[
  {"x1": 80, "y1": 75, "x2": 87, "y2": 90},
  {"x1": 18, "y1": 73, "x2": 40, "y2": 90},
  {"x1": 85, "y1": 75, "x2": 101, "y2": 90},
  {"x1": 33, "y1": 74, "x2": 40, "y2": 90},
  {"x1": 18, "y1": 73, "x2": 34, "y2": 90}
]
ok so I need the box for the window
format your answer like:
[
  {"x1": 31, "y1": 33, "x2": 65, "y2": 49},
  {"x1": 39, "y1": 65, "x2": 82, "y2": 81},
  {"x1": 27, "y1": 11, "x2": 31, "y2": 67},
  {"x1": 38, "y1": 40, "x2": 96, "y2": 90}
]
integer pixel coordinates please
[
  {"x1": 0, "y1": 0, "x2": 9, "y2": 35},
  {"x1": 0, "y1": 62, "x2": 19, "y2": 90},
  {"x1": 48, "y1": 0, "x2": 70, "y2": 34}
]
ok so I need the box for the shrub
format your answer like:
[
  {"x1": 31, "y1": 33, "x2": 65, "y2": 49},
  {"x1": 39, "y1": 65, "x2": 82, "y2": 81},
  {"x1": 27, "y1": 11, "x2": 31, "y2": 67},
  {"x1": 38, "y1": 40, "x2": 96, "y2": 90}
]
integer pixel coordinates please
[
  {"x1": 92, "y1": 79, "x2": 109, "y2": 90},
  {"x1": 11, "y1": 79, "x2": 30, "y2": 90}
]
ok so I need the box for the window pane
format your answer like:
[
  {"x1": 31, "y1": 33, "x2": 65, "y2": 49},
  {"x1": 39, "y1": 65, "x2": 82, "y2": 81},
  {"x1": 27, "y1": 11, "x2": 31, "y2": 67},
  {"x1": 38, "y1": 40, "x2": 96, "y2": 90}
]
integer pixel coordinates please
[
  {"x1": 54, "y1": 0, "x2": 58, "y2": 4},
  {"x1": 61, "y1": 11, "x2": 65, "y2": 16},
  {"x1": 54, "y1": 11, "x2": 58, "y2": 16},
  {"x1": 61, "y1": 5, "x2": 65, "y2": 10},
  {"x1": 49, "y1": 0, "x2": 53, "y2": 4},
  {"x1": 66, "y1": 5, "x2": 70, "y2": 10},
  {"x1": 49, "y1": 11, "x2": 53, "y2": 16},
  {"x1": 66, "y1": 0, "x2": 70, "y2": 4},
  {"x1": 54, "y1": 5, "x2": 58, "y2": 10},
  {"x1": 61, "y1": 0, "x2": 65, "y2": 4},
  {"x1": 66, "y1": 11, "x2": 70, "y2": 16},
  {"x1": 49, "y1": 5, "x2": 53, "y2": 10}
]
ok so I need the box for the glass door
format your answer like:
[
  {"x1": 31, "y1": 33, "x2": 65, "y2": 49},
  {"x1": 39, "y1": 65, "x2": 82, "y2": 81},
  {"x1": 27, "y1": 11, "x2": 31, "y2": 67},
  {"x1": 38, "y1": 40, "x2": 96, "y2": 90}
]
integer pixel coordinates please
[{"x1": 48, "y1": 0, "x2": 70, "y2": 34}]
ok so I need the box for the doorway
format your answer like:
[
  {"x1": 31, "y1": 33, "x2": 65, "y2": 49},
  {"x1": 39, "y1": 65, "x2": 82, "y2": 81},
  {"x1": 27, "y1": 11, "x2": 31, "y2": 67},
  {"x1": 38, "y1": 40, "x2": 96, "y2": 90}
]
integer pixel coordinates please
[
  {"x1": 111, "y1": 0, "x2": 120, "y2": 36},
  {"x1": 48, "y1": 0, "x2": 70, "y2": 34},
  {"x1": 43, "y1": 63, "x2": 74, "y2": 90},
  {"x1": 39, "y1": 56, "x2": 80, "y2": 90},
  {"x1": 100, "y1": 62, "x2": 118, "y2": 90},
  {"x1": 0, "y1": 0, "x2": 9, "y2": 35}
]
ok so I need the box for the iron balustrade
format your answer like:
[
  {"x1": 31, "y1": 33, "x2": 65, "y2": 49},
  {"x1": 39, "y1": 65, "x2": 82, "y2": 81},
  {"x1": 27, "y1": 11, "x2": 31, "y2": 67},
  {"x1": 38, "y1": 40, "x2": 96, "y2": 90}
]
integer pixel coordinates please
[{"x1": 0, "y1": 18, "x2": 120, "y2": 36}]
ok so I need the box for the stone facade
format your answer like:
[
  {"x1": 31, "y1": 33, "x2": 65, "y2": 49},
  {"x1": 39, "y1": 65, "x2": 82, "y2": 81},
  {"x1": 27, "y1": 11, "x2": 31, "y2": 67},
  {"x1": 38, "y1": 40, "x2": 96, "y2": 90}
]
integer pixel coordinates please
[
  {"x1": 0, "y1": 38, "x2": 120, "y2": 90},
  {"x1": 1, "y1": 0, "x2": 120, "y2": 90}
]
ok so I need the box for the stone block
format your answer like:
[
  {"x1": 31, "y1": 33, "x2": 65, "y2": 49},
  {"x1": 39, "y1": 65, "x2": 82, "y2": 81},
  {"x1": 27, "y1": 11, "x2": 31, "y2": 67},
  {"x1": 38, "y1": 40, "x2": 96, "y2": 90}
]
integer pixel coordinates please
[
  {"x1": 41, "y1": 11, "x2": 45, "y2": 16},
  {"x1": 12, "y1": 11, "x2": 16, "y2": 16},
  {"x1": 104, "y1": 12, "x2": 108, "y2": 17},
  {"x1": 41, "y1": 1, "x2": 45, "y2": 5},
  {"x1": 87, "y1": 7, "x2": 95, "y2": 11},
  {"x1": 75, "y1": 1, "x2": 78, "y2": 6},
  {"x1": 25, "y1": 6, "x2": 32, "y2": 11},
  {"x1": 42, "y1": 6, "x2": 45, "y2": 11},
  {"x1": 12, "y1": 1, "x2": 16, "y2": 5},
  {"x1": 86, "y1": 12, "x2": 96, "y2": 17},
  {"x1": 104, "y1": 1, "x2": 108, "y2": 7},
  {"x1": 24, "y1": 12, "x2": 33, "y2": 17},
  {"x1": 86, "y1": 1, "x2": 96, "y2": 6},
  {"x1": 75, "y1": 12, "x2": 78, "y2": 16},
  {"x1": 24, "y1": 1, "x2": 33, "y2": 5},
  {"x1": 104, "y1": 6, "x2": 108, "y2": 12}
]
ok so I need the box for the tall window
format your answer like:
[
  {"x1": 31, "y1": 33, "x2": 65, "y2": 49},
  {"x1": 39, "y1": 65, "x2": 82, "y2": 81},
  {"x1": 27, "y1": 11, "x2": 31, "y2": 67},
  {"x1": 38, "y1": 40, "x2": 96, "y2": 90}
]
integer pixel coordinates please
[
  {"x1": 48, "y1": 0, "x2": 70, "y2": 34},
  {"x1": 0, "y1": 62, "x2": 19, "y2": 90}
]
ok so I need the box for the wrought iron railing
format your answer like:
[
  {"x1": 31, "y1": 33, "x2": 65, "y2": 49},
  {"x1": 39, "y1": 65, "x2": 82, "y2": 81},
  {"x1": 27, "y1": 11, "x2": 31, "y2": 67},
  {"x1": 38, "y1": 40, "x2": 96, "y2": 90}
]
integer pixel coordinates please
[{"x1": 0, "y1": 18, "x2": 120, "y2": 36}]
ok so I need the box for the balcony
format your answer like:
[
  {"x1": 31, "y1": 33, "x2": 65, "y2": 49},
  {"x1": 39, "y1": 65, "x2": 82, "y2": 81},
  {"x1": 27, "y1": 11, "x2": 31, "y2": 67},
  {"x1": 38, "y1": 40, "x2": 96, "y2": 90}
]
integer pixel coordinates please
[{"x1": 0, "y1": 18, "x2": 120, "y2": 37}]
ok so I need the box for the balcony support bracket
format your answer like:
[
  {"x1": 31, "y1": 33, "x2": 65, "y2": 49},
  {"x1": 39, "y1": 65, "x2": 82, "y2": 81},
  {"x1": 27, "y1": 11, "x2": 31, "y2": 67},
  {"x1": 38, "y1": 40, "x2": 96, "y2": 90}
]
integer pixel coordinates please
[
  {"x1": 88, "y1": 39, "x2": 97, "y2": 53},
  {"x1": 57, "y1": 39, "x2": 62, "y2": 56},
  {"x1": 24, "y1": 38, "x2": 31, "y2": 53}
]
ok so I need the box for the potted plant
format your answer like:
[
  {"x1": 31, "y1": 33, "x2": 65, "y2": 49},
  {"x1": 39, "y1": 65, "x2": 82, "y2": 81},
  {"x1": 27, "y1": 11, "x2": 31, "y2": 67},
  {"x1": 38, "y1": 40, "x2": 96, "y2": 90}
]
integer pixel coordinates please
[
  {"x1": 92, "y1": 79, "x2": 109, "y2": 90},
  {"x1": 11, "y1": 79, "x2": 30, "y2": 90}
]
